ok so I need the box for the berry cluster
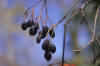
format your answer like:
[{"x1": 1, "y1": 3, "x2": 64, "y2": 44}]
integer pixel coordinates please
[
  {"x1": 42, "y1": 39, "x2": 56, "y2": 61},
  {"x1": 21, "y1": 20, "x2": 56, "y2": 61},
  {"x1": 21, "y1": 21, "x2": 55, "y2": 40},
  {"x1": 21, "y1": 20, "x2": 39, "y2": 36},
  {"x1": 21, "y1": 0, "x2": 57, "y2": 61}
]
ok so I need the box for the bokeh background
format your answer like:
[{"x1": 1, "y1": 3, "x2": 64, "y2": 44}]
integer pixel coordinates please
[{"x1": 0, "y1": 0, "x2": 100, "y2": 66}]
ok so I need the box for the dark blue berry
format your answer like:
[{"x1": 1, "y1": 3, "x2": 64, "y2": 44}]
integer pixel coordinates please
[
  {"x1": 27, "y1": 20, "x2": 34, "y2": 27},
  {"x1": 44, "y1": 51, "x2": 52, "y2": 61},
  {"x1": 36, "y1": 35, "x2": 41, "y2": 43},
  {"x1": 21, "y1": 22, "x2": 27, "y2": 30},
  {"x1": 42, "y1": 26, "x2": 48, "y2": 33},
  {"x1": 34, "y1": 23, "x2": 39, "y2": 29},
  {"x1": 49, "y1": 29, "x2": 55, "y2": 38},
  {"x1": 41, "y1": 32, "x2": 46, "y2": 39},
  {"x1": 29, "y1": 28, "x2": 37, "y2": 36},
  {"x1": 50, "y1": 44, "x2": 56, "y2": 53},
  {"x1": 42, "y1": 39, "x2": 50, "y2": 52}
]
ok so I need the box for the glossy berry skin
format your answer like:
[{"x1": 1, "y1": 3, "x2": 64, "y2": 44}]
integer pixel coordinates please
[
  {"x1": 41, "y1": 32, "x2": 46, "y2": 39},
  {"x1": 34, "y1": 23, "x2": 39, "y2": 29},
  {"x1": 27, "y1": 20, "x2": 34, "y2": 27},
  {"x1": 21, "y1": 22, "x2": 27, "y2": 30},
  {"x1": 44, "y1": 51, "x2": 52, "y2": 61},
  {"x1": 29, "y1": 28, "x2": 37, "y2": 36},
  {"x1": 38, "y1": 31, "x2": 46, "y2": 39},
  {"x1": 50, "y1": 31, "x2": 55, "y2": 38},
  {"x1": 49, "y1": 28, "x2": 53, "y2": 34},
  {"x1": 50, "y1": 44, "x2": 56, "y2": 53},
  {"x1": 42, "y1": 26, "x2": 48, "y2": 33},
  {"x1": 36, "y1": 31, "x2": 43, "y2": 43},
  {"x1": 42, "y1": 39, "x2": 50, "y2": 52},
  {"x1": 41, "y1": 26, "x2": 48, "y2": 39},
  {"x1": 36, "y1": 35, "x2": 41, "y2": 43}
]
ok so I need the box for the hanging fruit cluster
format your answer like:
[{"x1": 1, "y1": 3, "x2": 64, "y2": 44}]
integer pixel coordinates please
[{"x1": 21, "y1": 0, "x2": 56, "y2": 61}]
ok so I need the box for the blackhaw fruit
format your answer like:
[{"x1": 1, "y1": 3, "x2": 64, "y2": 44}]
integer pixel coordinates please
[
  {"x1": 44, "y1": 51, "x2": 52, "y2": 61},
  {"x1": 41, "y1": 33, "x2": 46, "y2": 39},
  {"x1": 29, "y1": 28, "x2": 37, "y2": 36},
  {"x1": 21, "y1": 22, "x2": 27, "y2": 30},
  {"x1": 34, "y1": 23, "x2": 39, "y2": 29},
  {"x1": 49, "y1": 28, "x2": 55, "y2": 38},
  {"x1": 38, "y1": 30, "x2": 46, "y2": 39},
  {"x1": 27, "y1": 20, "x2": 34, "y2": 27},
  {"x1": 42, "y1": 26, "x2": 49, "y2": 33},
  {"x1": 50, "y1": 31, "x2": 55, "y2": 38},
  {"x1": 36, "y1": 35, "x2": 41, "y2": 43},
  {"x1": 50, "y1": 44, "x2": 56, "y2": 53},
  {"x1": 42, "y1": 39, "x2": 50, "y2": 52},
  {"x1": 36, "y1": 31, "x2": 43, "y2": 43}
]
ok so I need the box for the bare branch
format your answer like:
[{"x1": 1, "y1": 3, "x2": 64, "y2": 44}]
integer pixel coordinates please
[
  {"x1": 62, "y1": 24, "x2": 67, "y2": 66},
  {"x1": 72, "y1": 5, "x2": 99, "y2": 54}
]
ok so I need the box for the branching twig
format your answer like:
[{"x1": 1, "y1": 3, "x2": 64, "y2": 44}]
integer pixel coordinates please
[
  {"x1": 81, "y1": 6, "x2": 100, "y2": 47},
  {"x1": 65, "y1": 1, "x2": 89, "y2": 26},
  {"x1": 72, "y1": 5, "x2": 99, "y2": 53},
  {"x1": 24, "y1": 0, "x2": 42, "y2": 19}
]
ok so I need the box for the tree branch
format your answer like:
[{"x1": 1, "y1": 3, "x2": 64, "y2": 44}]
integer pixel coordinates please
[
  {"x1": 62, "y1": 24, "x2": 67, "y2": 66},
  {"x1": 72, "y1": 5, "x2": 99, "y2": 54}
]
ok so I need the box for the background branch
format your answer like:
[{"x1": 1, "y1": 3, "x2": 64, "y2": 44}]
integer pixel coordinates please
[{"x1": 62, "y1": 24, "x2": 67, "y2": 66}]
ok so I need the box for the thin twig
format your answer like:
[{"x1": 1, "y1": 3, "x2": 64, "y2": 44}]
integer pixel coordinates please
[
  {"x1": 92, "y1": 43, "x2": 96, "y2": 64},
  {"x1": 92, "y1": 5, "x2": 99, "y2": 41},
  {"x1": 43, "y1": 0, "x2": 48, "y2": 25},
  {"x1": 81, "y1": 6, "x2": 100, "y2": 47},
  {"x1": 62, "y1": 24, "x2": 67, "y2": 66},
  {"x1": 91, "y1": 5, "x2": 99, "y2": 64},
  {"x1": 65, "y1": 1, "x2": 89, "y2": 26},
  {"x1": 48, "y1": 16, "x2": 54, "y2": 25},
  {"x1": 55, "y1": 0, "x2": 80, "y2": 26},
  {"x1": 24, "y1": 0, "x2": 42, "y2": 19},
  {"x1": 46, "y1": 0, "x2": 82, "y2": 34},
  {"x1": 38, "y1": 1, "x2": 45, "y2": 23}
]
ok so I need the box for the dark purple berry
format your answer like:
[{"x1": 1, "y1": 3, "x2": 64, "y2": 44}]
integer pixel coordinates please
[
  {"x1": 41, "y1": 26, "x2": 48, "y2": 39},
  {"x1": 44, "y1": 51, "x2": 52, "y2": 61},
  {"x1": 38, "y1": 30, "x2": 46, "y2": 39},
  {"x1": 21, "y1": 22, "x2": 27, "y2": 30},
  {"x1": 42, "y1": 39, "x2": 50, "y2": 52},
  {"x1": 41, "y1": 32, "x2": 46, "y2": 39},
  {"x1": 50, "y1": 31, "x2": 55, "y2": 38},
  {"x1": 36, "y1": 31, "x2": 43, "y2": 43},
  {"x1": 34, "y1": 23, "x2": 39, "y2": 29},
  {"x1": 36, "y1": 35, "x2": 41, "y2": 43},
  {"x1": 49, "y1": 28, "x2": 53, "y2": 34},
  {"x1": 50, "y1": 44, "x2": 56, "y2": 53},
  {"x1": 27, "y1": 20, "x2": 34, "y2": 27},
  {"x1": 29, "y1": 28, "x2": 37, "y2": 36},
  {"x1": 49, "y1": 28, "x2": 55, "y2": 38},
  {"x1": 38, "y1": 31, "x2": 46, "y2": 39},
  {"x1": 42, "y1": 26, "x2": 48, "y2": 33}
]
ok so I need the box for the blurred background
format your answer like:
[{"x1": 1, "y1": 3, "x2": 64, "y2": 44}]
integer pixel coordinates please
[{"x1": 0, "y1": 0, "x2": 100, "y2": 66}]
